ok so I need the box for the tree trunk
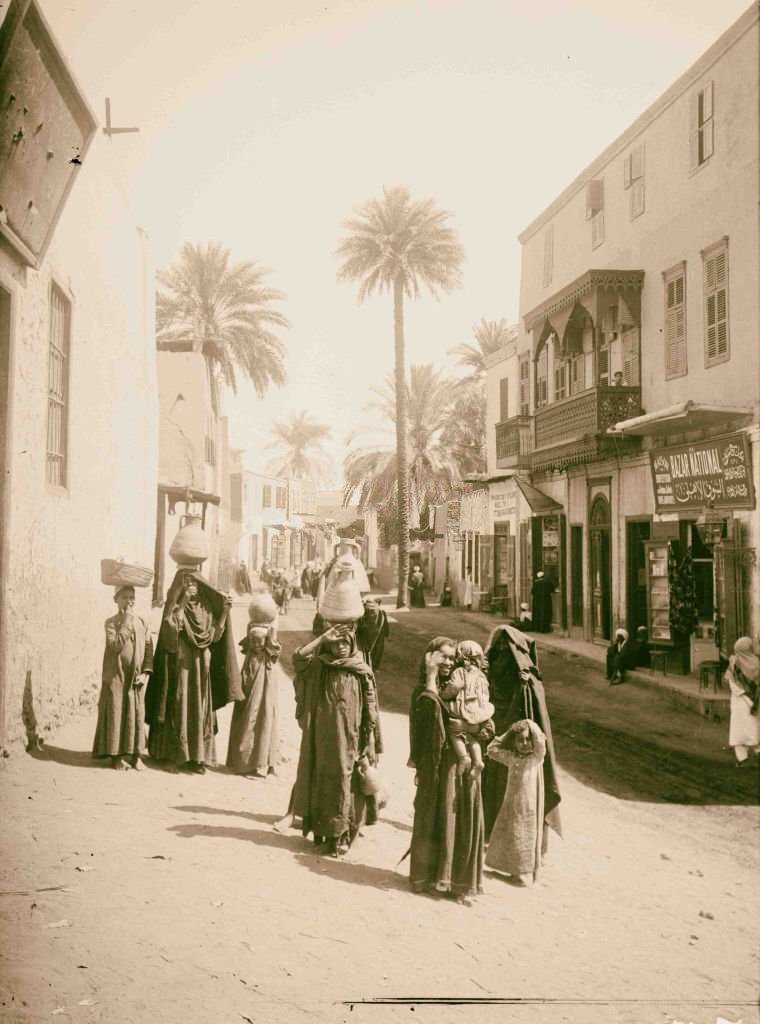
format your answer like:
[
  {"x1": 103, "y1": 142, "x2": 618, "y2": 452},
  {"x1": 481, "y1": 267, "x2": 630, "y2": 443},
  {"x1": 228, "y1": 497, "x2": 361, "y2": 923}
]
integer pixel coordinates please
[{"x1": 394, "y1": 276, "x2": 410, "y2": 609}]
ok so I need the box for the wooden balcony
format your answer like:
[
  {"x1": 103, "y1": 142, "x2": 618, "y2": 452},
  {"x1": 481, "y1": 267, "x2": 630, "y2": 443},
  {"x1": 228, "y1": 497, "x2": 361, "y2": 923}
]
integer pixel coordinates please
[
  {"x1": 495, "y1": 415, "x2": 533, "y2": 471},
  {"x1": 531, "y1": 385, "x2": 642, "y2": 473}
]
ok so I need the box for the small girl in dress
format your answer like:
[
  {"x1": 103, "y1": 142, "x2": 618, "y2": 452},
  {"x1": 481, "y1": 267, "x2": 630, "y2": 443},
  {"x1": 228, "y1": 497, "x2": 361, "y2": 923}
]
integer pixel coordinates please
[
  {"x1": 440, "y1": 640, "x2": 495, "y2": 778},
  {"x1": 485, "y1": 719, "x2": 547, "y2": 885},
  {"x1": 226, "y1": 591, "x2": 283, "y2": 778}
]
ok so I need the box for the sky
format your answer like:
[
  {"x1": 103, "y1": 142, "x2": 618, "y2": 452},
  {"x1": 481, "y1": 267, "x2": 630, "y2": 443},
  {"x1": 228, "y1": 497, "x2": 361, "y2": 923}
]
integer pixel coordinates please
[{"x1": 43, "y1": 0, "x2": 753, "y2": 488}]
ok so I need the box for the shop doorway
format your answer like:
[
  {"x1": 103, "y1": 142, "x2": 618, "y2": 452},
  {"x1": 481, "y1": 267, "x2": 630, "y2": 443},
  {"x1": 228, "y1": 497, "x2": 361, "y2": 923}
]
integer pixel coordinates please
[
  {"x1": 570, "y1": 525, "x2": 583, "y2": 628},
  {"x1": 626, "y1": 519, "x2": 651, "y2": 634},
  {"x1": 589, "y1": 495, "x2": 611, "y2": 642}
]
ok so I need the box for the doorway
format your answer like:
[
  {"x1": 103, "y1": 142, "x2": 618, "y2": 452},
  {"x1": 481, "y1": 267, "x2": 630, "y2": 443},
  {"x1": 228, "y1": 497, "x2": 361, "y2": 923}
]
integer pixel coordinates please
[
  {"x1": 589, "y1": 495, "x2": 611, "y2": 642},
  {"x1": 626, "y1": 519, "x2": 651, "y2": 634}
]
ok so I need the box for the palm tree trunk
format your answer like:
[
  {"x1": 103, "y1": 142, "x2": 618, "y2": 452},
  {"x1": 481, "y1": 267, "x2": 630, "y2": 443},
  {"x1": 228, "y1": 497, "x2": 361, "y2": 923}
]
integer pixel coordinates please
[{"x1": 393, "y1": 275, "x2": 410, "y2": 609}]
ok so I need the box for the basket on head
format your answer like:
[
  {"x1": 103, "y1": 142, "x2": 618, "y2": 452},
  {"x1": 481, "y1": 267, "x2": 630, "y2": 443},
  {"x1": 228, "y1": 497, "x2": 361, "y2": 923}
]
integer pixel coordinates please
[{"x1": 101, "y1": 559, "x2": 153, "y2": 588}]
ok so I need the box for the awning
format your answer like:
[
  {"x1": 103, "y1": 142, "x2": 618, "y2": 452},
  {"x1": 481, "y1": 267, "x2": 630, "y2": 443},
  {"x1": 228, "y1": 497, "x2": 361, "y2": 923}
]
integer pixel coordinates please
[
  {"x1": 515, "y1": 476, "x2": 563, "y2": 513},
  {"x1": 608, "y1": 401, "x2": 752, "y2": 437}
]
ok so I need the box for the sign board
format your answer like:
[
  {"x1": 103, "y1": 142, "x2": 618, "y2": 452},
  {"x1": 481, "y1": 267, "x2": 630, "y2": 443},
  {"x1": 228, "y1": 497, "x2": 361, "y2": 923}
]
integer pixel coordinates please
[
  {"x1": 490, "y1": 490, "x2": 516, "y2": 520},
  {"x1": 649, "y1": 432, "x2": 755, "y2": 513}
]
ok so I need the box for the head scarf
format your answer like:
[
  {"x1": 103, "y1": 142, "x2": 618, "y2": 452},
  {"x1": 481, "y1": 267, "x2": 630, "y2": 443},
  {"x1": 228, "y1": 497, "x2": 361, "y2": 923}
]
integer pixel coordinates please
[
  {"x1": 417, "y1": 635, "x2": 457, "y2": 687},
  {"x1": 614, "y1": 628, "x2": 629, "y2": 648},
  {"x1": 317, "y1": 624, "x2": 374, "y2": 679},
  {"x1": 456, "y1": 639, "x2": 487, "y2": 670},
  {"x1": 499, "y1": 718, "x2": 547, "y2": 760},
  {"x1": 732, "y1": 637, "x2": 759, "y2": 684}
]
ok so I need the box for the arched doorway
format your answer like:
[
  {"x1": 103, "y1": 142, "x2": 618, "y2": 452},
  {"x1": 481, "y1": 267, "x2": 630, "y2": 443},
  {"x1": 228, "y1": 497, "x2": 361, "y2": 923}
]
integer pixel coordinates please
[{"x1": 589, "y1": 495, "x2": 612, "y2": 642}]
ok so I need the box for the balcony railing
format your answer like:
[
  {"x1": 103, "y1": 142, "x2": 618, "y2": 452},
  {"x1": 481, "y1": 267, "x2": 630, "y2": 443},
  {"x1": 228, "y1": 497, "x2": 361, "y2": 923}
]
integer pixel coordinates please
[
  {"x1": 532, "y1": 385, "x2": 642, "y2": 472},
  {"x1": 495, "y1": 415, "x2": 533, "y2": 470}
]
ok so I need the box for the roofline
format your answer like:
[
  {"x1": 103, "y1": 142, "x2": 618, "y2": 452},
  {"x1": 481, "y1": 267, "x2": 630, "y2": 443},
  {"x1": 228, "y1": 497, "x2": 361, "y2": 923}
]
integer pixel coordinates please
[{"x1": 517, "y1": 3, "x2": 759, "y2": 245}]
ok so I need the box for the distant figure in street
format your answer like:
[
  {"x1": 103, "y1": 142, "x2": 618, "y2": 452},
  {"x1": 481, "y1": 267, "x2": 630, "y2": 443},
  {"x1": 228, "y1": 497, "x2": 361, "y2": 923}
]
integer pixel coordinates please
[
  {"x1": 440, "y1": 640, "x2": 495, "y2": 779},
  {"x1": 93, "y1": 585, "x2": 153, "y2": 771},
  {"x1": 145, "y1": 569, "x2": 242, "y2": 774},
  {"x1": 485, "y1": 719, "x2": 547, "y2": 885},
  {"x1": 236, "y1": 560, "x2": 252, "y2": 595},
  {"x1": 409, "y1": 566, "x2": 426, "y2": 608},
  {"x1": 530, "y1": 571, "x2": 555, "y2": 633},
  {"x1": 260, "y1": 561, "x2": 272, "y2": 586},
  {"x1": 440, "y1": 582, "x2": 453, "y2": 607},
  {"x1": 515, "y1": 602, "x2": 532, "y2": 630},
  {"x1": 463, "y1": 568, "x2": 474, "y2": 611},
  {"x1": 606, "y1": 628, "x2": 629, "y2": 685},
  {"x1": 724, "y1": 636, "x2": 759, "y2": 766},
  {"x1": 408, "y1": 636, "x2": 484, "y2": 903},
  {"x1": 226, "y1": 592, "x2": 282, "y2": 778}
]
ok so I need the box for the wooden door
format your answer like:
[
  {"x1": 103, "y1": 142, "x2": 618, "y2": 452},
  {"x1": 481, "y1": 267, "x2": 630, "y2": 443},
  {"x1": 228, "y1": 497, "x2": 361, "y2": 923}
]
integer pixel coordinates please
[
  {"x1": 570, "y1": 525, "x2": 583, "y2": 627},
  {"x1": 589, "y1": 495, "x2": 612, "y2": 642},
  {"x1": 626, "y1": 520, "x2": 651, "y2": 633}
]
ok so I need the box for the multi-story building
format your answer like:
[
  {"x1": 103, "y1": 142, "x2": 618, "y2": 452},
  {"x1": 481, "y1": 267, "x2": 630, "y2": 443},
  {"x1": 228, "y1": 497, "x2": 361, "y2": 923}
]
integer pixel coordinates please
[
  {"x1": 233, "y1": 470, "x2": 321, "y2": 576},
  {"x1": 484, "y1": 4, "x2": 759, "y2": 671},
  {"x1": 0, "y1": 0, "x2": 158, "y2": 748}
]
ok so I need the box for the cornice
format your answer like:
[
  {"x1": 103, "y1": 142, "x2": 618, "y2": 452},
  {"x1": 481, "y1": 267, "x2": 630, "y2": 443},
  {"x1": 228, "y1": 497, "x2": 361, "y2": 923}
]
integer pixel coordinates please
[{"x1": 523, "y1": 269, "x2": 645, "y2": 331}]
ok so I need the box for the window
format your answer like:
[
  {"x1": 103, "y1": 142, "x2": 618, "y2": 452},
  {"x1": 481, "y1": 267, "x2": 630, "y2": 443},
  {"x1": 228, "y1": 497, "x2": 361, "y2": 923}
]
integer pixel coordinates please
[
  {"x1": 691, "y1": 81, "x2": 714, "y2": 170},
  {"x1": 621, "y1": 327, "x2": 640, "y2": 386},
  {"x1": 554, "y1": 360, "x2": 567, "y2": 401},
  {"x1": 624, "y1": 145, "x2": 645, "y2": 219},
  {"x1": 703, "y1": 239, "x2": 729, "y2": 365},
  {"x1": 262, "y1": 485, "x2": 272, "y2": 508},
  {"x1": 569, "y1": 352, "x2": 585, "y2": 394},
  {"x1": 586, "y1": 179, "x2": 604, "y2": 249},
  {"x1": 46, "y1": 284, "x2": 71, "y2": 487},
  {"x1": 275, "y1": 486, "x2": 287, "y2": 509},
  {"x1": 542, "y1": 225, "x2": 554, "y2": 288},
  {"x1": 663, "y1": 263, "x2": 687, "y2": 379},
  {"x1": 498, "y1": 377, "x2": 508, "y2": 422},
  {"x1": 535, "y1": 346, "x2": 548, "y2": 408},
  {"x1": 519, "y1": 355, "x2": 530, "y2": 416},
  {"x1": 597, "y1": 335, "x2": 610, "y2": 386}
]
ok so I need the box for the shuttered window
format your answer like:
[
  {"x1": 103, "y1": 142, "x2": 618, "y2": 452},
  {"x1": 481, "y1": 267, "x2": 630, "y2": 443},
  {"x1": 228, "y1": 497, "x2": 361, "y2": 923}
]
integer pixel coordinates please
[
  {"x1": 586, "y1": 179, "x2": 604, "y2": 249},
  {"x1": 535, "y1": 346, "x2": 548, "y2": 408},
  {"x1": 624, "y1": 145, "x2": 645, "y2": 220},
  {"x1": 262, "y1": 485, "x2": 272, "y2": 508},
  {"x1": 499, "y1": 377, "x2": 509, "y2": 422},
  {"x1": 690, "y1": 81, "x2": 714, "y2": 170},
  {"x1": 542, "y1": 226, "x2": 554, "y2": 288},
  {"x1": 569, "y1": 352, "x2": 585, "y2": 394},
  {"x1": 664, "y1": 265, "x2": 687, "y2": 379},
  {"x1": 519, "y1": 355, "x2": 530, "y2": 416},
  {"x1": 621, "y1": 327, "x2": 640, "y2": 386},
  {"x1": 703, "y1": 240, "x2": 729, "y2": 366},
  {"x1": 46, "y1": 285, "x2": 71, "y2": 487}
]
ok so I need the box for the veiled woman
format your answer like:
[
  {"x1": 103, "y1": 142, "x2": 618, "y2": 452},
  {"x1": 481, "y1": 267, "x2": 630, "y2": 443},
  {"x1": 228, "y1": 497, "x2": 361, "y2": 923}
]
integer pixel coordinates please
[
  {"x1": 93, "y1": 585, "x2": 154, "y2": 770},
  {"x1": 145, "y1": 568, "x2": 242, "y2": 773},
  {"x1": 481, "y1": 625, "x2": 562, "y2": 848},
  {"x1": 408, "y1": 636, "x2": 484, "y2": 904},
  {"x1": 291, "y1": 622, "x2": 379, "y2": 857}
]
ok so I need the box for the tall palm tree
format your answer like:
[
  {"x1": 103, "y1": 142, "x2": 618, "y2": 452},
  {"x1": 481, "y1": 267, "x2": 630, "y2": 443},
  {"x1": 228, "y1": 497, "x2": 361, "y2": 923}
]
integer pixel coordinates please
[
  {"x1": 336, "y1": 187, "x2": 463, "y2": 607},
  {"x1": 448, "y1": 317, "x2": 517, "y2": 384},
  {"x1": 156, "y1": 241, "x2": 289, "y2": 396},
  {"x1": 343, "y1": 364, "x2": 462, "y2": 531},
  {"x1": 266, "y1": 411, "x2": 332, "y2": 484}
]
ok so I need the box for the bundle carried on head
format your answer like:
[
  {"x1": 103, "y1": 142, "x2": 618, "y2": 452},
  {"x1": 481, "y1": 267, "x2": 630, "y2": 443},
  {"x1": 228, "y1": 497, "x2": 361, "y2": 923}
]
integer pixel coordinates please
[{"x1": 248, "y1": 590, "x2": 278, "y2": 625}]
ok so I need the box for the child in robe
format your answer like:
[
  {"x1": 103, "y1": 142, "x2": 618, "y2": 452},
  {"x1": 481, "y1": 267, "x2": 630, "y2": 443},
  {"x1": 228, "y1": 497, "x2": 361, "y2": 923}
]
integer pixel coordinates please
[
  {"x1": 440, "y1": 640, "x2": 495, "y2": 778},
  {"x1": 485, "y1": 719, "x2": 547, "y2": 884}
]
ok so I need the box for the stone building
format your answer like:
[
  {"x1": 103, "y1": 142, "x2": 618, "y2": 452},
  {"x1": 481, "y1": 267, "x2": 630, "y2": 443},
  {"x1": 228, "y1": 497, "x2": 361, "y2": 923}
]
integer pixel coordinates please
[
  {"x1": 484, "y1": 4, "x2": 759, "y2": 672},
  {"x1": 0, "y1": 1, "x2": 158, "y2": 748}
]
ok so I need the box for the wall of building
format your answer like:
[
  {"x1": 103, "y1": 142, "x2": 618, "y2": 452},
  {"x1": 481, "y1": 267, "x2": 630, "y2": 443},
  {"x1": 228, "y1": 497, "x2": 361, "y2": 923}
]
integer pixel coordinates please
[
  {"x1": 1, "y1": 134, "x2": 157, "y2": 747},
  {"x1": 518, "y1": 10, "x2": 759, "y2": 418}
]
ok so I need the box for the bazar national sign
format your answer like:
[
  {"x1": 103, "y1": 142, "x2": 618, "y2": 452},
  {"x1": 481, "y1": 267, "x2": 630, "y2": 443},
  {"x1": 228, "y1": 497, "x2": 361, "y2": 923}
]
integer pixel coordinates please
[{"x1": 649, "y1": 432, "x2": 755, "y2": 512}]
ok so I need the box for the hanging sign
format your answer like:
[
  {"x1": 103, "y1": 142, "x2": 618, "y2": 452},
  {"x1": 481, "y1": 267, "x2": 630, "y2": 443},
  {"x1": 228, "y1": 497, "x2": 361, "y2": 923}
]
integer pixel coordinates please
[{"x1": 649, "y1": 431, "x2": 755, "y2": 512}]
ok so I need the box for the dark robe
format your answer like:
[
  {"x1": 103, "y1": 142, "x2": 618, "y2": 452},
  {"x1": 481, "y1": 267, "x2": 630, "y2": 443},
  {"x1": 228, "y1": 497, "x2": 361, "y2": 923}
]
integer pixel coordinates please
[
  {"x1": 145, "y1": 570, "x2": 243, "y2": 766},
  {"x1": 409, "y1": 685, "x2": 484, "y2": 898},
  {"x1": 481, "y1": 625, "x2": 562, "y2": 843},
  {"x1": 409, "y1": 572, "x2": 426, "y2": 608},
  {"x1": 93, "y1": 614, "x2": 154, "y2": 758},
  {"x1": 357, "y1": 608, "x2": 390, "y2": 670},
  {"x1": 291, "y1": 640, "x2": 379, "y2": 843}
]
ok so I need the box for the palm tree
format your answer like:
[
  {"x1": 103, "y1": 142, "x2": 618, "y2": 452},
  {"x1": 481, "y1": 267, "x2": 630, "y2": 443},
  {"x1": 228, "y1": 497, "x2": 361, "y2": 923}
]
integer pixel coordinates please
[
  {"x1": 266, "y1": 411, "x2": 332, "y2": 484},
  {"x1": 336, "y1": 187, "x2": 464, "y2": 607},
  {"x1": 440, "y1": 381, "x2": 487, "y2": 476},
  {"x1": 448, "y1": 317, "x2": 517, "y2": 384},
  {"x1": 343, "y1": 364, "x2": 462, "y2": 533},
  {"x1": 156, "y1": 241, "x2": 289, "y2": 396}
]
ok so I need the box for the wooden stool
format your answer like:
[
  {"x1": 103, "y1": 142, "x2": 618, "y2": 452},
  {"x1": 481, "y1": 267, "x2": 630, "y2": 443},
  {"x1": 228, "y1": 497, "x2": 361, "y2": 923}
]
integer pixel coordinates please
[
  {"x1": 650, "y1": 649, "x2": 669, "y2": 675},
  {"x1": 698, "y1": 660, "x2": 722, "y2": 693}
]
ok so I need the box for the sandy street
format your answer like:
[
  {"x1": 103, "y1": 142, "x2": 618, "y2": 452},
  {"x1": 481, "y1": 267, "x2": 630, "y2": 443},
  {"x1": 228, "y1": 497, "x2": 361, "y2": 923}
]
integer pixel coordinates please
[{"x1": 1, "y1": 597, "x2": 758, "y2": 1024}]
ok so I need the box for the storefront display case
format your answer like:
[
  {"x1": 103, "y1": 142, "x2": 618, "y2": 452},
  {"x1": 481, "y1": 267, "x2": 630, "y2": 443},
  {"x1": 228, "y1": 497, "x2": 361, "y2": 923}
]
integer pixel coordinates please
[{"x1": 644, "y1": 540, "x2": 674, "y2": 648}]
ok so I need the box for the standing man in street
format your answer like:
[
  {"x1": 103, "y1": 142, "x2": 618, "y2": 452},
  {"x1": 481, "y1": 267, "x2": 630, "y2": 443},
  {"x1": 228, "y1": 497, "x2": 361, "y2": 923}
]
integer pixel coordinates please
[{"x1": 531, "y1": 571, "x2": 555, "y2": 633}]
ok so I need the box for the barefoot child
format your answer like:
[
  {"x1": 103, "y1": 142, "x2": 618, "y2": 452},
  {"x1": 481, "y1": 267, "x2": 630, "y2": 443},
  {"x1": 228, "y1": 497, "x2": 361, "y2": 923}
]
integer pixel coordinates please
[
  {"x1": 485, "y1": 719, "x2": 547, "y2": 884},
  {"x1": 440, "y1": 640, "x2": 495, "y2": 778}
]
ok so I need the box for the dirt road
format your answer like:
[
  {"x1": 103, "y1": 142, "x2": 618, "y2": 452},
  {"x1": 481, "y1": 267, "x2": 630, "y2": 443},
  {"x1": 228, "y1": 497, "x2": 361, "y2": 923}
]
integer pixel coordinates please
[{"x1": 1, "y1": 596, "x2": 757, "y2": 1024}]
